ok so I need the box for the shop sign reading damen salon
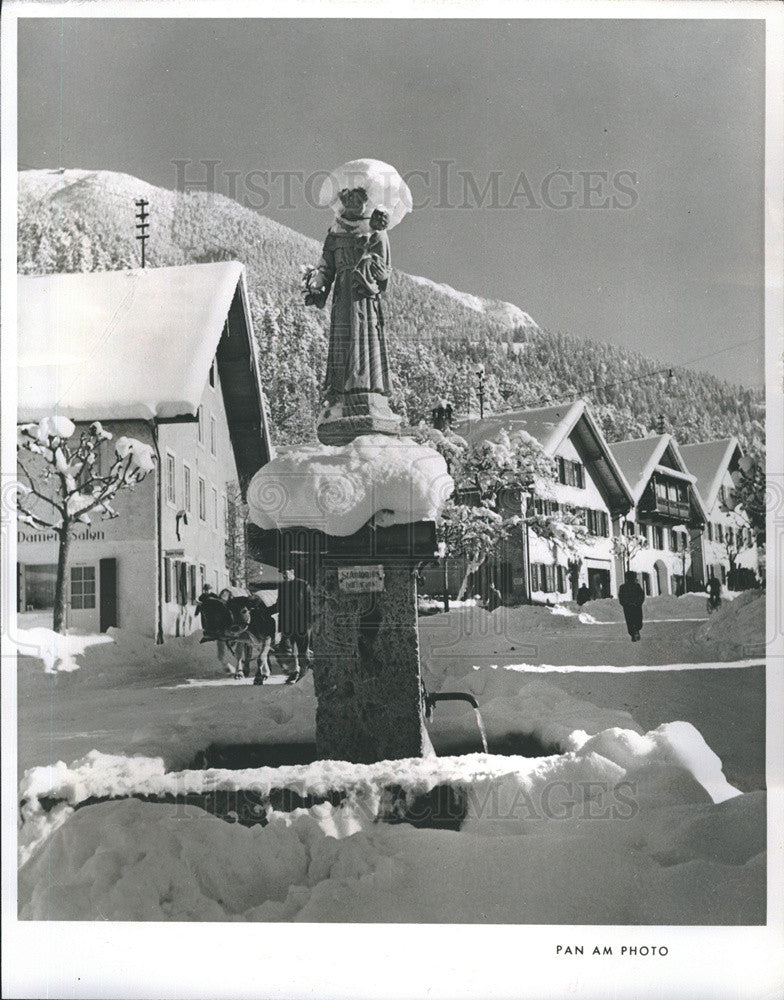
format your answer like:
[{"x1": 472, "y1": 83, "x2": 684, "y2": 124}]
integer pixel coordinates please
[
  {"x1": 18, "y1": 528, "x2": 106, "y2": 544},
  {"x1": 338, "y1": 565, "x2": 385, "y2": 593}
]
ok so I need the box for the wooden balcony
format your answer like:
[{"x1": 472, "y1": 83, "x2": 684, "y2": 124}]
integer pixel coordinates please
[{"x1": 642, "y1": 496, "x2": 692, "y2": 521}]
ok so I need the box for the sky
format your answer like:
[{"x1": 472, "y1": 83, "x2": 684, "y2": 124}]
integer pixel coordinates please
[{"x1": 17, "y1": 16, "x2": 765, "y2": 387}]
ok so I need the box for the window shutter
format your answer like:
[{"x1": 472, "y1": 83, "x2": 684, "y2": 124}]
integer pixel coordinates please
[{"x1": 164, "y1": 558, "x2": 171, "y2": 603}]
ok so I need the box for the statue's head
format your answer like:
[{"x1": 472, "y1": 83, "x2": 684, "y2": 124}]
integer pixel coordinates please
[{"x1": 338, "y1": 186, "x2": 368, "y2": 220}]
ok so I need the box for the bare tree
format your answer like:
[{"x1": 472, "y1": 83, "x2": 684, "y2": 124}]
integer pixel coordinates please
[{"x1": 17, "y1": 417, "x2": 154, "y2": 632}]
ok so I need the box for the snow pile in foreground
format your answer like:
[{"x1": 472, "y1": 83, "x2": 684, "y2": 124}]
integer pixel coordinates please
[
  {"x1": 699, "y1": 590, "x2": 765, "y2": 649},
  {"x1": 246, "y1": 434, "x2": 453, "y2": 535},
  {"x1": 13, "y1": 627, "x2": 114, "y2": 673},
  {"x1": 18, "y1": 715, "x2": 762, "y2": 923}
]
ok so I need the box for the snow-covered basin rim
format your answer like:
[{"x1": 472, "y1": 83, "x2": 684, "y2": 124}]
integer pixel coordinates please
[
  {"x1": 21, "y1": 750, "x2": 574, "y2": 809},
  {"x1": 474, "y1": 659, "x2": 764, "y2": 674},
  {"x1": 21, "y1": 708, "x2": 742, "y2": 813}
]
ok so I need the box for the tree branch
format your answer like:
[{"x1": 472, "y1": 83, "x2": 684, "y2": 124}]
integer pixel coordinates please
[{"x1": 16, "y1": 460, "x2": 65, "y2": 514}]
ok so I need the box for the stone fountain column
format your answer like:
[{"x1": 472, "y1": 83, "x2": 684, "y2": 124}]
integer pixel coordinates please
[{"x1": 310, "y1": 526, "x2": 436, "y2": 763}]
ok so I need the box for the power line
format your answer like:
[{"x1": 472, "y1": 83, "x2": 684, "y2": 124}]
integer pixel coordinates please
[{"x1": 560, "y1": 334, "x2": 765, "y2": 403}]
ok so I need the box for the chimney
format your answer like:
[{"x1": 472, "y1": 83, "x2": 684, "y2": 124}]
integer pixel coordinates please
[{"x1": 656, "y1": 414, "x2": 666, "y2": 435}]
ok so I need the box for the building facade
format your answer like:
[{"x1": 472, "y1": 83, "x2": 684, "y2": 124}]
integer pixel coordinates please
[
  {"x1": 680, "y1": 438, "x2": 760, "y2": 589},
  {"x1": 448, "y1": 401, "x2": 634, "y2": 603},
  {"x1": 609, "y1": 435, "x2": 707, "y2": 596},
  {"x1": 17, "y1": 262, "x2": 273, "y2": 637}
]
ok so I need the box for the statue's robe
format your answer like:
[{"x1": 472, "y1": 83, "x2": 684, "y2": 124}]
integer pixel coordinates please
[{"x1": 311, "y1": 220, "x2": 392, "y2": 401}]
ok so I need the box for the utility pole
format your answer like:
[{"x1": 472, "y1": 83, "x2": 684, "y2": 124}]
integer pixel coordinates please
[
  {"x1": 135, "y1": 198, "x2": 149, "y2": 268},
  {"x1": 476, "y1": 363, "x2": 486, "y2": 420}
]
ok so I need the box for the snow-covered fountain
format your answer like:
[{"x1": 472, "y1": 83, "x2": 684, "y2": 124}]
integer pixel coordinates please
[{"x1": 247, "y1": 159, "x2": 456, "y2": 763}]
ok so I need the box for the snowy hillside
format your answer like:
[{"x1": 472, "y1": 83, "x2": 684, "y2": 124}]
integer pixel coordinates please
[
  {"x1": 405, "y1": 272, "x2": 539, "y2": 333},
  {"x1": 17, "y1": 168, "x2": 764, "y2": 448}
]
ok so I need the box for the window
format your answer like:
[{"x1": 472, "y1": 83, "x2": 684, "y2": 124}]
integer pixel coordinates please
[
  {"x1": 719, "y1": 564, "x2": 727, "y2": 585},
  {"x1": 198, "y1": 477, "x2": 206, "y2": 521},
  {"x1": 556, "y1": 565, "x2": 568, "y2": 594},
  {"x1": 164, "y1": 558, "x2": 172, "y2": 602},
  {"x1": 70, "y1": 565, "x2": 96, "y2": 610},
  {"x1": 557, "y1": 457, "x2": 584, "y2": 489},
  {"x1": 706, "y1": 523, "x2": 713, "y2": 542},
  {"x1": 534, "y1": 497, "x2": 559, "y2": 517},
  {"x1": 165, "y1": 452, "x2": 176, "y2": 505},
  {"x1": 199, "y1": 564, "x2": 206, "y2": 591},
  {"x1": 189, "y1": 564, "x2": 197, "y2": 602},
  {"x1": 174, "y1": 561, "x2": 188, "y2": 605},
  {"x1": 197, "y1": 406, "x2": 204, "y2": 445},
  {"x1": 209, "y1": 358, "x2": 216, "y2": 388},
  {"x1": 586, "y1": 509, "x2": 610, "y2": 537},
  {"x1": 210, "y1": 416, "x2": 217, "y2": 456},
  {"x1": 652, "y1": 525, "x2": 664, "y2": 549},
  {"x1": 715, "y1": 523, "x2": 724, "y2": 543},
  {"x1": 23, "y1": 564, "x2": 57, "y2": 609},
  {"x1": 212, "y1": 487, "x2": 219, "y2": 528},
  {"x1": 655, "y1": 480, "x2": 668, "y2": 499},
  {"x1": 624, "y1": 520, "x2": 635, "y2": 537},
  {"x1": 726, "y1": 527, "x2": 734, "y2": 548},
  {"x1": 669, "y1": 530, "x2": 679, "y2": 553},
  {"x1": 183, "y1": 464, "x2": 192, "y2": 513}
]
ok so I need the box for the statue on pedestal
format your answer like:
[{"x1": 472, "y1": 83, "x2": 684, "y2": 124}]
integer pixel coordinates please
[{"x1": 302, "y1": 159, "x2": 413, "y2": 445}]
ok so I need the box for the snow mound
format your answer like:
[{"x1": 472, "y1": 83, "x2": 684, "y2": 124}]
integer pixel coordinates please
[
  {"x1": 568, "y1": 721, "x2": 741, "y2": 804},
  {"x1": 14, "y1": 627, "x2": 114, "y2": 673},
  {"x1": 584, "y1": 593, "x2": 709, "y2": 623},
  {"x1": 246, "y1": 434, "x2": 453, "y2": 535},
  {"x1": 17, "y1": 723, "x2": 760, "y2": 923},
  {"x1": 699, "y1": 590, "x2": 765, "y2": 650}
]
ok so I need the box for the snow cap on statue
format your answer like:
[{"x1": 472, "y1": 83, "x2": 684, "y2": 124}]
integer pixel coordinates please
[{"x1": 318, "y1": 159, "x2": 413, "y2": 230}]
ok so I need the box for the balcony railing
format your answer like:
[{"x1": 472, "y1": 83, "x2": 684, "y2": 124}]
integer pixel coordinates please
[{"x1": 641, "y1": 496, "x2": 692, "y2": 520}]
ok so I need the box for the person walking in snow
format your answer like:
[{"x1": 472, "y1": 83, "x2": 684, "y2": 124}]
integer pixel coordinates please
[
  {"x1": 276, "y1": 568, "x2": 313, "y2": 684},
  {"x1": 707, "y1": 576, "x2": 722, "y2": 614},
  {"x1": 618, "y1": 570, "x2": 645, "y2": 642}
]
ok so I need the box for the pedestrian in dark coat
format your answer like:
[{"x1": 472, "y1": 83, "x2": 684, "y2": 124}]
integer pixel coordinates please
[
  {"x1": 276, "y1": 569, "x2": 313, "y2": 683},
  {"x1": 618, "y1": 570, "x2": 645, "y2": 642}
]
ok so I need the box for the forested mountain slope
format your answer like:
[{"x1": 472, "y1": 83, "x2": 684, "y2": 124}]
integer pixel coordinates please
[{"x1": 18, "y1": 169, "x2": 764, "y2": 450}]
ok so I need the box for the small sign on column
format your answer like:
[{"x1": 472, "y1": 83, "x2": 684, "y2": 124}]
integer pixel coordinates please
[{"x1": 338, "y1": 565, "x2": 385, "y2": 592}]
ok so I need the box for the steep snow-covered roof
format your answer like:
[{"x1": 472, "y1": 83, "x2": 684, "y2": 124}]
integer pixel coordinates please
[
  {"x1": 679, "y1": 438, "x2": 741, "y2": 511},
  {"x1": 455, "y1": 400, "x2": 634, "y2": 514},
  {"x1": 609, "y1": 436, "x2": 667, "y2": 496},
  {"x1": 18, "y1": 262, "x2": 273, "y2": 492},
  {"x1": 19, "y1": 262, "x2": 243, "y2": 421},
  {"x1": 610, "y1": 434, "x2": 707, "y2": 520},
  {"x1": 457, "y1": 401, "x2": 583, "y2": 454}
]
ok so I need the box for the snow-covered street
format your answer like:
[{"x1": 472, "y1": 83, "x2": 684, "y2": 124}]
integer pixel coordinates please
[{"x1": 14, "y1": 592, "x2": 767, "y2": 924}]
